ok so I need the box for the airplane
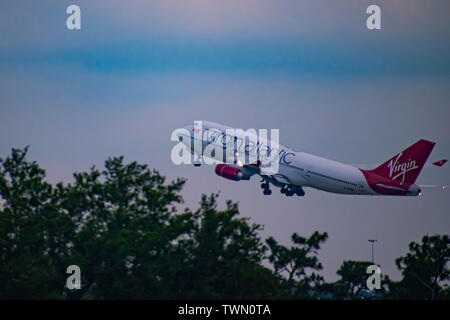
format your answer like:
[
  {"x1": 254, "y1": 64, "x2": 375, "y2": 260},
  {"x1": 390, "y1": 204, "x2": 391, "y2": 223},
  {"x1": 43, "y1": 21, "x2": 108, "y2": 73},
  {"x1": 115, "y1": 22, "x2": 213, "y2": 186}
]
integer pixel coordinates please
[{"x1": 176, "y1": 121, "x2": 447, "y2": 197}]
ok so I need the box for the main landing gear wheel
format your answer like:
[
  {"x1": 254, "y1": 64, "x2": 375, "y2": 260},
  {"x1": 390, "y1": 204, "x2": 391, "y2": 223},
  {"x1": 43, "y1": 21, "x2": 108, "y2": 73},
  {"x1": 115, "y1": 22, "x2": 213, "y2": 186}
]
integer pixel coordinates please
[
  {"x1": 281, "y1": 186, "x2": 294, "y2": 196},
  {"x1": 281, "y1": 185, "x2": 305, "y2": 197},
  {"x1": 261, "y1": 182, "x2": 272, "y2": 195},
  {"x1": 295, "y1": 187, "x2": 305, "y2": 197}
]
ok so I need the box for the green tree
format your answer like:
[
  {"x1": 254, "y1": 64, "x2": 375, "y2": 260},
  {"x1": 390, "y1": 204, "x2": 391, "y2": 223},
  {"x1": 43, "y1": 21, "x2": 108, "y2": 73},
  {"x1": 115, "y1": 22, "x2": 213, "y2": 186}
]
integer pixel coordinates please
[
  {"x1": 172, "y1": 193, "x2": 284, "y2": 299},
  {"x1": 332, "y1": 261, "x2": 389, "y2": 299},
  {"x1": 388, "y1": 234, "x2": 449, "y2": 300},
  {"x1": 0, "y1": 147, "x2": 75, "y2": 299},
  {"x1": 266, "y1": 231, "x2": 328, "y2": 298},
  {"x1": 0, "y1": 148, "x2": 284, "y2": 299},
  {"x1": 59, "y1": 156, "x2": 190, "y2": 299}
]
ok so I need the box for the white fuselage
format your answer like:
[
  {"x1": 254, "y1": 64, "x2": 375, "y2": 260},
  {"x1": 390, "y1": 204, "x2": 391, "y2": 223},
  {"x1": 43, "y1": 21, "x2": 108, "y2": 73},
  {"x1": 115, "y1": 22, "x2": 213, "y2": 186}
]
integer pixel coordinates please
[
  {"x1": 272, "y1": 150, "x2": 376, "y2": 195},
  {"x1": 181, "y1": 121, "x2": 378, "y2": 195}
]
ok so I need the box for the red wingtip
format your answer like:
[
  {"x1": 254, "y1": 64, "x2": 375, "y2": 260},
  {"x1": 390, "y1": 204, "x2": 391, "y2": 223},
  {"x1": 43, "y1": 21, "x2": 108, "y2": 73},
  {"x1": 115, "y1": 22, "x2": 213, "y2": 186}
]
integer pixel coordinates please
[{"x1": 433, "y1": 159, "x2": 448, "y2": 167}]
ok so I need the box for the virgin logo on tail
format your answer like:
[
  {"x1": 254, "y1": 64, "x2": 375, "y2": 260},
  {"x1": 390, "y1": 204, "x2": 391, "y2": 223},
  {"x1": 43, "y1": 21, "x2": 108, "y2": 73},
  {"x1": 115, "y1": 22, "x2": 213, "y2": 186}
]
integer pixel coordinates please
[
  {"x1": 387, "y1": 152, "x2": 419, "y2": 183},
  {"x1": 367, "y1": 139, "x2": 435, "y2": 186}
]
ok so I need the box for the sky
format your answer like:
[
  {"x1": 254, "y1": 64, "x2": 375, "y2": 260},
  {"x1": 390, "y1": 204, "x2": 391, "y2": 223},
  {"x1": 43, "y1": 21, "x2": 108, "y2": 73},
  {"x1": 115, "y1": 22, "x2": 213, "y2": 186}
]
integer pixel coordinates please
[{"x1": 0, "y1": 1, "x2": 449, "y2": 282}]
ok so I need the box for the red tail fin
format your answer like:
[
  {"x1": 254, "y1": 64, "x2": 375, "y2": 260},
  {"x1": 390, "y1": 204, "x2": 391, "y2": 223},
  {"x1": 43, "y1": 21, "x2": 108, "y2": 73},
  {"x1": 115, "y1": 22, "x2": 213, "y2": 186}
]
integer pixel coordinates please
[{"x1": 370, "y1": 139, "x2": 435, "y2": 184}]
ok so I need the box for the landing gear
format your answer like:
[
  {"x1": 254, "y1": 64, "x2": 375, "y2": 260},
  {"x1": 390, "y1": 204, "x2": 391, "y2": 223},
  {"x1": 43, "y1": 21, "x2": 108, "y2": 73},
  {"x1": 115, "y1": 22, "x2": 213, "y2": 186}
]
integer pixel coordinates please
[
  {"x1": 261, "y1": 182, "x2": 272, "y2": 195},
  {"x1": 193, "y1": 163, "x2": 201, "y2": 167},
  {"x1": 281, "y1": 185, "x2": 305, "y2": 197},
  {"x1": 261, "y1": 180, "x2": 305, "y2": 197},
  {"x1": 294, "y1": 187, "x2": 305, "y2": 197},
  {"x1": 281, "y1": 186, "x2": 294, "y2": 196}
]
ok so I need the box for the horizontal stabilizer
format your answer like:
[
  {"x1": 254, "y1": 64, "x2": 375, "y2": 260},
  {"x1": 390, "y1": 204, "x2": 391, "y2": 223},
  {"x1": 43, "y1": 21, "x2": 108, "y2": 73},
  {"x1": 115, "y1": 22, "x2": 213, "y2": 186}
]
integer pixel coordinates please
[
  {"x1": 418, "y1": 185, "x2": 447, "y2": 190},
  {"x1": 432, "y1": 159, "x2": 448, "y2": 167}
]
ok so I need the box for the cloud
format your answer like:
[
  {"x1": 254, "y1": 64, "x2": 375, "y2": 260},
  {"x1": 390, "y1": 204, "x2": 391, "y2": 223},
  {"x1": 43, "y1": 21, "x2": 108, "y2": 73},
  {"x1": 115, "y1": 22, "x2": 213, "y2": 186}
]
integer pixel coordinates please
[
  {"x1": 2, "y1": 1, "x2": 449, "y2": 46},
  {"x1": 1, "y1": 1, "x2": 449, "y2": 78}
]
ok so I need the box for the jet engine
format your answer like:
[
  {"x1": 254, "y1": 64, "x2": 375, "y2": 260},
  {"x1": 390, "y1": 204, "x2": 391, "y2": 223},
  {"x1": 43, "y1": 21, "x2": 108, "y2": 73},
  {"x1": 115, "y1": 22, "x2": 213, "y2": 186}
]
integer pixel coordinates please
[{"x1": 215, "y1": 164, "x2": 248, "y2": 181}]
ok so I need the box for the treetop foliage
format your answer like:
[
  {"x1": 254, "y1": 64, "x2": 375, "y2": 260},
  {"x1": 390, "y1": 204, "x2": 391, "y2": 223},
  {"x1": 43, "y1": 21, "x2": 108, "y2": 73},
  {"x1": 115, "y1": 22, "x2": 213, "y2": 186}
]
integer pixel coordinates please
[{"x1": 0, "y1": 148, "x2": 448, "y2": 299}]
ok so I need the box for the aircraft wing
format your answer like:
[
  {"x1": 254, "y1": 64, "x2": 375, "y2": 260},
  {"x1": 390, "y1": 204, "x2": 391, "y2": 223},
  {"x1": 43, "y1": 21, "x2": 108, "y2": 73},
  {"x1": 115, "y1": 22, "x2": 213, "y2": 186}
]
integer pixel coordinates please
[{"x1": 238, "y1": 160, "x2": 261, "y2": 176}]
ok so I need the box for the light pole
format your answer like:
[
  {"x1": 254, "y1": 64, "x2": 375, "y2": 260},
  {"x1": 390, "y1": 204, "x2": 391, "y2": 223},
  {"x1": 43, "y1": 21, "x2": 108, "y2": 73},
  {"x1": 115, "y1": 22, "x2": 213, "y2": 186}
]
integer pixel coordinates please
[{"x1": 368, "y1": 239, "x2": 377, "y2": 264}]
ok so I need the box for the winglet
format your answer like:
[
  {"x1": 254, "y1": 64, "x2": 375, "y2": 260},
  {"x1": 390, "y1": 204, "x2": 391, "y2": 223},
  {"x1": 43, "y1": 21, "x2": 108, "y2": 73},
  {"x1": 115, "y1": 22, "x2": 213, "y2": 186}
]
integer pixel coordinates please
[{"x1": 432, "y1": 159, "x2": 448, "y2": 167}]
